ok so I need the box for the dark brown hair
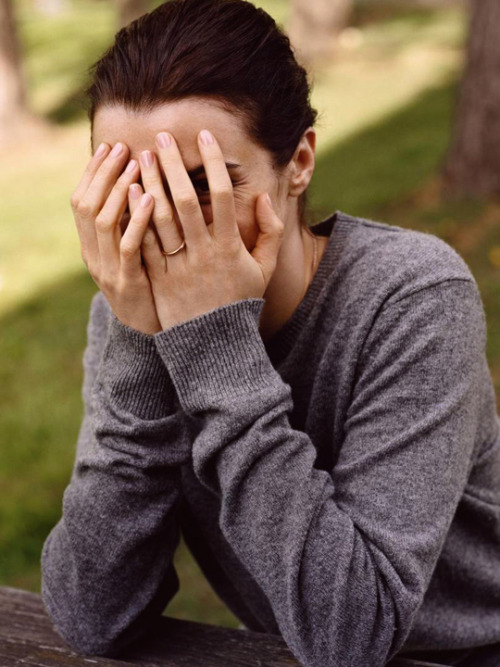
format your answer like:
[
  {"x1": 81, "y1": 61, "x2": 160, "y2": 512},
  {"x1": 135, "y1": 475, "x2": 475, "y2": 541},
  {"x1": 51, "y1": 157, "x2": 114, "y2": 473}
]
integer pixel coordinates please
[{"x1": 85, "y1": 0, "x2": 319, "y2": 225}]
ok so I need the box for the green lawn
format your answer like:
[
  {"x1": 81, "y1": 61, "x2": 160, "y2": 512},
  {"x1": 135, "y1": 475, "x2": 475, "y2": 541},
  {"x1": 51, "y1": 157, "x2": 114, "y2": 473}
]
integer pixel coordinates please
[{"x1": 2, "y1": 0, "x2": 498, "y2": 628}]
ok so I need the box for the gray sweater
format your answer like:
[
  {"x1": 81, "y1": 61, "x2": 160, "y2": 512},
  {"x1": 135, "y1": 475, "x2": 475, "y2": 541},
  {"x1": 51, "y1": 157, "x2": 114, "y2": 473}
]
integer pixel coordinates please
[{"x1": 41, "y1": 211, "x2": 500, "y2": 666}]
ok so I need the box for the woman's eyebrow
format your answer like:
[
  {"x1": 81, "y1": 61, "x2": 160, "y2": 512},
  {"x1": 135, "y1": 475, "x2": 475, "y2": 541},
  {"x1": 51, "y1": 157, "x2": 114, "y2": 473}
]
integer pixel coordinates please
[{"x1": 187, "y1": 162, "x2": 241, "y2": 178}]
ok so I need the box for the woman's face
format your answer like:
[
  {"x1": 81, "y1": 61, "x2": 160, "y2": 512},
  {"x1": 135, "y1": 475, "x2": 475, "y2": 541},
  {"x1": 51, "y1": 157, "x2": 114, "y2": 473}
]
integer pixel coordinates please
[{"x1": 91, "y1": 97, "x2": 291, "y2": 251}]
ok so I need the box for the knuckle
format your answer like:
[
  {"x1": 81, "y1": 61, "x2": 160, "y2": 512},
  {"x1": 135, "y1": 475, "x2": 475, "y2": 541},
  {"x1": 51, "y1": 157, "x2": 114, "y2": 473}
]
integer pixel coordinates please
[
  {"x1": 145, "y1": 173, "x2": 163, "y2": 188},
  {"x1": 141, "y1": 230, "x2": 157, "y2": 247},
  {"x1": 80, "y1": 249, "x2": 89, "y2": 267},
  {"x1": 87, "y1": 263, "x2": 99, "y2": 282},
  {"x1": 212, "y1": 186, "x2": 232, "y2": 201},
  {"x1": 120, "y1": 242, "x2": 135, "y2": 258},
  {"x1": 221, "y1": 243, "x2": 240, "y2": 265},
  {"x1": 115, "y1": 175, "x2": 132, "y2": 193},
  {"x1": 176, "y1": 194, "x2": 198, "y2": 214},
  {"x1": 77, "y1": 201, "x2": 94, "y2": 218},
  {"x1": 194, "y1": 244, "x2": 214, "y2": 264},
  {"x1": 153, "y1": 207, "x2": 174, "y2": 228},
  {"x1": 227, "y1": 239, "x2": 241, "y2": 257},
  {"x1": 70, "y1": 193, "x2": 80, "y2": 210},
  {"x1": 95, "y1": 214, "x2": 113, "y2": 233}
]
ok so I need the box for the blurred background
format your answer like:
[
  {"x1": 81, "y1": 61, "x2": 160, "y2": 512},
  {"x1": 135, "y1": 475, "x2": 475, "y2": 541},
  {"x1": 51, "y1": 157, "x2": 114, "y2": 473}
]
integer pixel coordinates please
[{"x1": 1, "y1": 0, "x2": 499, "y2": 629}]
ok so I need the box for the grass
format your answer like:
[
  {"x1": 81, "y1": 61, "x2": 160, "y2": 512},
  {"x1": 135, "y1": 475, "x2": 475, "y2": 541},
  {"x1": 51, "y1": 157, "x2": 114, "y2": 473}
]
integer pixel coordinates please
[{"x1": 3, "y1": 0, "x2": 499, "y2": 629}]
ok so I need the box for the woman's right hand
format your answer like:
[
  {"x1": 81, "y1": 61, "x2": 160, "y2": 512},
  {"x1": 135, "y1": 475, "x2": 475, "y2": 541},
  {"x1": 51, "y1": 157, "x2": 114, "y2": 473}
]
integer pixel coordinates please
[{"x1": 70, "y1": 141, "x2": 162, "y2": 335}]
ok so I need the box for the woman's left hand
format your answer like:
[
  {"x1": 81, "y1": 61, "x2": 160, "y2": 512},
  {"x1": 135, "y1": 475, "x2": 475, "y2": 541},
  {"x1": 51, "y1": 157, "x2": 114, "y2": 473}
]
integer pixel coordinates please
[{"x1": 138, "y1": 129, "x2": 285, "y2": 331}]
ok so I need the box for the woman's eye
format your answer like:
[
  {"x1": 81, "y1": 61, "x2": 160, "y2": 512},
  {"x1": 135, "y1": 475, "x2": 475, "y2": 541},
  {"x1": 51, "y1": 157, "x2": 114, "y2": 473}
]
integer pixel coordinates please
[
  {"x1": 193, "y1": 178, "x2": 237, "y2": 194},
  {"x1": 193, "y1": 178, "x2": 210, "y2": 193}
]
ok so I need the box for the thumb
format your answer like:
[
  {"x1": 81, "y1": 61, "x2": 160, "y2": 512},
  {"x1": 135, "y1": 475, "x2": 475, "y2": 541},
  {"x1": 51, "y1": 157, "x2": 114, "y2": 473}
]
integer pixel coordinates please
[{"x1": 250, "y1": 193, "x2": 285, "y2": 285}]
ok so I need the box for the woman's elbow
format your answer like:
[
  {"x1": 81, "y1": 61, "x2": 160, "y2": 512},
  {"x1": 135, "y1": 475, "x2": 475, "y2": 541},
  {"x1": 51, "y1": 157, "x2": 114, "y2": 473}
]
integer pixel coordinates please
[{"x1": 41, "y1": 583, "x2": 125, "y2": 657}]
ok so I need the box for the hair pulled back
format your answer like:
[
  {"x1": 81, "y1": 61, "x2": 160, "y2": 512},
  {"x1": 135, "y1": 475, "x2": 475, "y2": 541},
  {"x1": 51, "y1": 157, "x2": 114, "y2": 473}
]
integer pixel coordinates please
[{"x1": 85, "y1": 0, "x2": 319, "y2": 224}]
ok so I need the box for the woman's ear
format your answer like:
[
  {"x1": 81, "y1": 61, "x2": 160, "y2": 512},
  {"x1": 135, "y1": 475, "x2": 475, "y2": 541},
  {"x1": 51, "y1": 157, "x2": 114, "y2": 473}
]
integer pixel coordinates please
[{"x1": 287, "y1": 127, "x2": 316, "y2": 197}]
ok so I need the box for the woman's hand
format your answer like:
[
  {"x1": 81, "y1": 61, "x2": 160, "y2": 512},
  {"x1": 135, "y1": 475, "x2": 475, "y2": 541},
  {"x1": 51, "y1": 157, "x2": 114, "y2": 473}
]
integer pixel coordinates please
[
  {"x1": 71, "y1": 141, "x2": 162, "y2": 335},
  {"x1": 138, "y1": 130, "x2": 285, "y2": 331}
]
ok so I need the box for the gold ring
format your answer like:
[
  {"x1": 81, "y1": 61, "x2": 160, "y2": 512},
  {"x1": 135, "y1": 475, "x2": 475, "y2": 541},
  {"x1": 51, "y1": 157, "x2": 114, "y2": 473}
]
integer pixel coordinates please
[{"x1": 161, "y1": 239, "x2": 186, "y2": 256}]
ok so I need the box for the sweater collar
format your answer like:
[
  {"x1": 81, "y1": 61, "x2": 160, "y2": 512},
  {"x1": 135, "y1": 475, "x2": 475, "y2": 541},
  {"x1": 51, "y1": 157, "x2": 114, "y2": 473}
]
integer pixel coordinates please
[{"x1": 263, "y1": 210, "x2": 353, "y2": 366}]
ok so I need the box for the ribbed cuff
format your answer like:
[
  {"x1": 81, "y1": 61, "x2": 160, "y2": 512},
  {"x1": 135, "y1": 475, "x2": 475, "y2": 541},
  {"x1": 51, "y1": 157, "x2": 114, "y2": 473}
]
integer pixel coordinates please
[
  {"x1": 96, "y1": 313, "x2": 175, "y2": 420},
  {"x1": 154, "y1": 298, "x2": 279, "y2": 414}
]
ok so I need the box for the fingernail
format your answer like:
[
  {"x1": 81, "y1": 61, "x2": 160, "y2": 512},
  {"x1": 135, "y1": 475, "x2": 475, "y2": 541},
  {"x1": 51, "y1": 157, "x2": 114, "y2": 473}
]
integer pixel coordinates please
[
  {"x1": 140, "y1": 193, "x2": 153, "y2": 208},
  {"x1": 141, "y1": 150, "x2": 153, "y2": 167},
  {"x1": 265, "y1": 193, "x2": 272, "y2": 208},
  {"x1": 110, "y1": 142, "x2": 123, "y2": 157},
  {"x1": 156, "y1": 132, "x2": 171, "y2": 149},
  {"x1": 129, "y1": 184, "x2": 141, "y2": 200},
  {"x1": 95, "y1": 142, "x2": 108, "y2": 158},
  {"x1": 125, "y1": 159, "x2": 137, "y2": 174},
  {"x1": 200, "y1": 129, "x2": 214, "y2": 146}
]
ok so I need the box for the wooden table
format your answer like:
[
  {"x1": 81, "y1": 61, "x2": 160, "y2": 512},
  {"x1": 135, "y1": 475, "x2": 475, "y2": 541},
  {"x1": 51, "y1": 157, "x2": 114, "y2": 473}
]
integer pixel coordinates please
[{"x1": 0, "y1": 586, "x2": 446, "y2": 666}]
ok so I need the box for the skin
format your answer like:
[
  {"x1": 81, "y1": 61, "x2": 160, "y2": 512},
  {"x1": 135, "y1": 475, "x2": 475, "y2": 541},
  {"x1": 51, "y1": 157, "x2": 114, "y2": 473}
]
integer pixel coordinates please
[{"x1": 75, "y1": 96, "x2": 329, "y2": 339}]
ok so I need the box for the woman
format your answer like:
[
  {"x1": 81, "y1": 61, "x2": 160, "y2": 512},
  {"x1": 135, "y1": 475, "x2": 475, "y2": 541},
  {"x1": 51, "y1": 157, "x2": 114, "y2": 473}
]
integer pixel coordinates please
[{"x1": 41, "y1": 1, "x2": 500, "y2": 665}]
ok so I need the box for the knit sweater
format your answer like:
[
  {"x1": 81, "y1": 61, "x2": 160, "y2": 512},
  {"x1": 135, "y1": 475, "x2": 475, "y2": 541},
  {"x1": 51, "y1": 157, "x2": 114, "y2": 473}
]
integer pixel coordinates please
[{"x1": 41, "y1": 210, "x2": 500, "y2": 667}]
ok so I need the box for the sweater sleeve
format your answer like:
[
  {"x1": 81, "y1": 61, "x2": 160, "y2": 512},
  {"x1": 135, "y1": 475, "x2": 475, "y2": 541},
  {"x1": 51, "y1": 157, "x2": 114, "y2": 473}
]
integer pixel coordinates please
[
  {"x1": 153, "y1": 280, "x2": 485, "y2": 667},
  {"x1": 41, "y1": 291, "x2": 192, "y2": 657}
]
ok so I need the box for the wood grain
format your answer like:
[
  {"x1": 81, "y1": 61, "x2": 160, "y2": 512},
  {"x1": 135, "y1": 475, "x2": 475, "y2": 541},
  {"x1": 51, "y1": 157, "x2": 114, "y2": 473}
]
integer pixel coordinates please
[{"x1": 0, "y1": 586, "x2": 445, "y2": 666}]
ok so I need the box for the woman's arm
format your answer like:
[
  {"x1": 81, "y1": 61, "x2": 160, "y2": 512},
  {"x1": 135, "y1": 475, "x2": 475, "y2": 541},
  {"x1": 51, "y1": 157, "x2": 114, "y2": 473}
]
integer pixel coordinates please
[
  {"x1": 152, "y1": 279, "x2": 486, "y2": 667},
  {"x1": 41, "y1": 290, "x2": 192, "y2": 657}
]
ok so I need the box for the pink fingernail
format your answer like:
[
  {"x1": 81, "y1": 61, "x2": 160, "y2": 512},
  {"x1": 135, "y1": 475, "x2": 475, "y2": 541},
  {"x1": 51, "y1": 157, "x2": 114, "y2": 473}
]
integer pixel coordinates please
[
  {"x1": 156, "y1": 132, "x2": 171, "y2": 149},
  {"x1": 141, "y1": 150, "x2": 153, "y2": 168},
  {"x1": 125, "y1": 159, "x2": 137, "y2": 174},
  {"x1": 200, "y1": 129, "x2": 214, "y2": 146},
  {"x1": 140, "y1": 193, "x2": 153, "y2": 208},
  {"x1": 95, "y1": 143, "x2": 108, "y2": 158},
  {"x1": 129, "y1": 184, "x2": 141, "y2": 200},
  {"x1": 110, "y1": 142, "x2": 123, "y2": 157}
]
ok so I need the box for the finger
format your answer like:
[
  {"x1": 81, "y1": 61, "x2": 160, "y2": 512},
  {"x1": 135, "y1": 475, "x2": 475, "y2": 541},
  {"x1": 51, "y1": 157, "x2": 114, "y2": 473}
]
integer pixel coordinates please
[
  {"x1": 70, "y1": 142, "x2": 111, "y2": 209},
  {"x1": 95, "y1": 159, "x2": 141, "y2": 271},
  {"x1": 251, "y1": 193, "x2": 286, "y2": 285},
  {"x1": 197, "y1": 129, "x2": 239, "y2": 242},
  {"x1": 120, "y1": 192, "x2": 155, "y2": 278},
  {"x1": 75, "y1": 142, "x2": 130, "y2": 266},
  {"x1": 139, "y1": 149, "x2": 184, "y2": 255},
  {"x1": 129, "y1": 183, "x2": 163, "y2": 262},
  {"x1": 119, "y1": 179, "x2": 142, "y2": 235},
  {"x1": 141, "y1": 225, "x2": 166, "y2": 277},
  {"x1": 128, "y1": 182, "x2": 143, "y2": 217},
  {"x1": 72, "y1": 143, "x2": 112, "y2": 267},
  {"x1": 128, "y1": 183, "x2": 146, "y2": 263},
  {"x1": 78, "y1": 142, "x2": 130, "y2": 219},
  {"x1": 154, "y1": 132, "x2": 209, "y2": 248}
]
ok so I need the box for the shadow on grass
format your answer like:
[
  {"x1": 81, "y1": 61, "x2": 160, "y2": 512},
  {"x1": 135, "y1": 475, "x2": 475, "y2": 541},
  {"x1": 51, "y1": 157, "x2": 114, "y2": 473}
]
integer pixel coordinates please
[
  {"x1": 309, "y1": 78, "x2": 459, "y2": 222},
  {"x1": 0, "y1": 270, "x2": 96, "y2": 586}
]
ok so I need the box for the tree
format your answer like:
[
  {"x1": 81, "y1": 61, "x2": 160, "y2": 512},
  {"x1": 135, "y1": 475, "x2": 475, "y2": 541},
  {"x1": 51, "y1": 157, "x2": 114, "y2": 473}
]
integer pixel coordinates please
[
  {"x1": 286, "y1": 0, "x2": 354, "y2": 68},
  {"x1": 0, "y1": 0, "x2": 28, "y2": 142},
  {"x1": 443, "y1": 0, "x2": 500, "y2": 197},
  {"x1": 116, "y1": 0, "x2": 150, "y2": 29}
]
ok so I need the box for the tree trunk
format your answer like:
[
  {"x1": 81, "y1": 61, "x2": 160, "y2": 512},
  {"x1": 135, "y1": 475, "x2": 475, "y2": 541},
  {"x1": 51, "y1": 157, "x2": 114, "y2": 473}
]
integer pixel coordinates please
[
  {"x1": 287, "y1": 0, "x2": 354, "y2": 68},
  {"x1": 0, "y1": 0, "x2": 28, "y2": 140},
  {"x1": 116, "y1": 0, "x2": 149, "y2": 29},
  {"x1": 443, "y1": 0, "x2": 500, "y2": 197}
]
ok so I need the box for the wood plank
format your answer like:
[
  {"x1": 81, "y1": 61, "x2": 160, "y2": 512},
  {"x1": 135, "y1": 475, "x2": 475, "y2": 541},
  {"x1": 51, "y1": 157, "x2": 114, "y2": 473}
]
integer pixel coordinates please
[{"x1": 0, "y1": 587, "x2": 445, "y2": 666}]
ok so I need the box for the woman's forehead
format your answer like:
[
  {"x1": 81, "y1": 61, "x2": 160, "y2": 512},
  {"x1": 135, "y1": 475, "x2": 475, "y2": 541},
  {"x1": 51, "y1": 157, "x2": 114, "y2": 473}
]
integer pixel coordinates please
[{"x1": 91, "y1": 99, "x2": 250, "y2": 157}]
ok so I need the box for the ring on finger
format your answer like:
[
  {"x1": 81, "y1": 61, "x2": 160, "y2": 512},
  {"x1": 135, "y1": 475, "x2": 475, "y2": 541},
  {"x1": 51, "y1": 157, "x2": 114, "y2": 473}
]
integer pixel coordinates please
[{"x1": 161, "y1": 239, "x2": 186, "y2": 256}]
